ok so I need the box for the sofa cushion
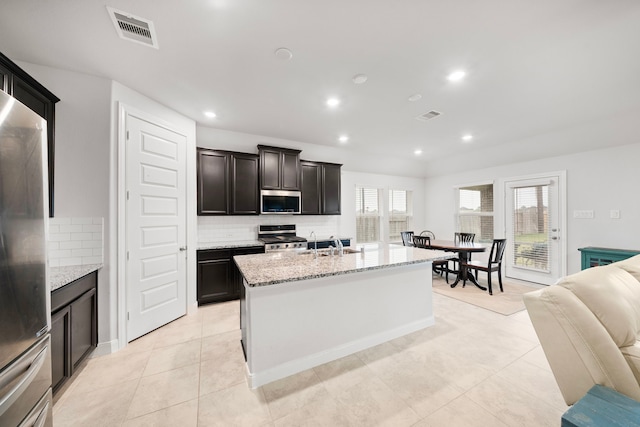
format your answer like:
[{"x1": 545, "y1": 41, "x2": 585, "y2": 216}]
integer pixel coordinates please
[
  {"x1": 557, "y1": 265, "x2": 640, "y2": 348},
  {"x1": 615, "y1": 254, "x2": 640, "y2": 282},
  {"x1": 621, "y1": 341, "x2": 640, "y2": 385}
]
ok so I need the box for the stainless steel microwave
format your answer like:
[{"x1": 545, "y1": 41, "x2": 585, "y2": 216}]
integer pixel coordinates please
[{"x1": 260, "y1": 190, "x2": 301, "y2": 214}]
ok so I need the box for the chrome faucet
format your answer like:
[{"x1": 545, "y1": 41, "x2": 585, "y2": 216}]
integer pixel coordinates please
[
  {"x1": 330, "y1": 235, "x2": 344, "y2": 257},
  {"x1": 310, "y1": 231, "x2": 318, "y2": 258}
]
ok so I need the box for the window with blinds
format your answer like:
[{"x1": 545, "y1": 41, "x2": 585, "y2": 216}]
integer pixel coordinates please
[
  {"x1": 456, "y1": 183, "x2": 494, "y2": 243},
  {"x1": 389, "y1": 190, "x2": 412, "y2": 242},
  {"x1": 511, "y1": 184, "x2": 549, "y2": 271},
  {"x1": 355, "y1": 187, "x2": 380, "y2": 243}
]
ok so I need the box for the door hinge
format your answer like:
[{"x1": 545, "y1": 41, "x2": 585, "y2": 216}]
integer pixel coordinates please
[
  {"x1": 127, "y1": 312, "x2": 130, "y2": 321},
  {"x1": 127, "y1": 251, "x2": 130, "y2": 261},
  {"x1": 126, "y1": 130, "x2": 129, "y2": 140},
  {"x1": 126, "y1": 191, "x2": 130, "y2": 200}
]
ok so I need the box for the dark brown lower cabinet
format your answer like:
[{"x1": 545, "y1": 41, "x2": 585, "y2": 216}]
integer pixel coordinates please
[
  {"x1": 197, "y1": 246, "x2": 264, "y2": 305},
  {"x1": 51, "y1": 271, "x2": 98, "y2": 395},
  {"x1": 50, "y1": 306, "x2": 71, "y2": 395}
]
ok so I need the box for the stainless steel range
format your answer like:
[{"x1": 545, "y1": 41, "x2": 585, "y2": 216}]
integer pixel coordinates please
[{"x1": 258, "y1": 224, "x2": 307, "y2": 252}]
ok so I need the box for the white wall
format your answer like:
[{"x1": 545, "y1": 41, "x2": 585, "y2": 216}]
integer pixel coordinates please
[
  {"x1": 17, "y1": 61, "x2": 114, "y2": 344},
  {"x1": 424, "y1": 142, "x2": 640, "y2": 274},
  {"x1": 17, "y1": 62, "x2": 197, "y2": 352},
  {"x1": 197, "y1": 127, "x2": 426, "y2": 178},
  {"x1": 111, "y1": 81, "x2": 197, "y2": 349},
  {"x1": 341, "y1": 171, "x2": 427, "y2": 244}
]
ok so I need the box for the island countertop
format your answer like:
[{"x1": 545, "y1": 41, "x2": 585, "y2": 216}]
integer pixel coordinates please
[{"x1": 234, "y1": 243, "x2": 453, "y2": 287}]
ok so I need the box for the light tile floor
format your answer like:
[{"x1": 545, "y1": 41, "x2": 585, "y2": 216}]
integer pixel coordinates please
[{"x1": 53, "y1": 285, "x2": 568, "y2": 426}]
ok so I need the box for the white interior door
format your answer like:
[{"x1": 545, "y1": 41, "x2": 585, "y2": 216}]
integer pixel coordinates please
[
  {"x1": 126, "y1": 114, "x2": 187, "y2": 341},
  {"x1": 505, "y1": 173, "x2": 566, "y2": 285}
]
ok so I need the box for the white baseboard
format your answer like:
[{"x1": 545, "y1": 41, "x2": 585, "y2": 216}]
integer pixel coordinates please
[
  {"x1": 246, "y1": 316, "x2": 434, "y2": 388},
  {"x1": 92, "y1": 339, "x2": 119, "y2": 357}
]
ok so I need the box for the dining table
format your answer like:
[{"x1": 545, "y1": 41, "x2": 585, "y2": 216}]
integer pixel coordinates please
[{"x1": 426, "y1": 239, "x2": 488, "y2": 291}]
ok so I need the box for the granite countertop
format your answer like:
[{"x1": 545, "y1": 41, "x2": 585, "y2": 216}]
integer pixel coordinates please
[
  {"x1": 234, "y1": 243, "x2": 454, "y2": 287},
  {"x1": 198, "y1": 240, "x2": 264, "y2": 250},
  {"x1": 50, "y1": 264, "x2": 102, "y2": 292}
]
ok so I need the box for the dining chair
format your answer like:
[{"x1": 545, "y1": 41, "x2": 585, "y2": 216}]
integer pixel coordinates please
[
  {"x1": 400, "y1": 231, "x2": 414, "y2": 246},
  {"x1": 449, "y1": 232, "x2": 476, "y2": 273},
  {"x1": 413, "y1": 235, "x2": 450, "y2": 282},
  {"x1": 412, "y1": 235, "x2": 430, "y2": 248},
  {"x1": 461, "y1": 238, "x2": 507, "y2": 295},
  {"x1": 419, "y1": 230, "x2": 435, "y2": 240},
  {"x1": 454, "y1": 232, "x2": 475, "y2": 244}
]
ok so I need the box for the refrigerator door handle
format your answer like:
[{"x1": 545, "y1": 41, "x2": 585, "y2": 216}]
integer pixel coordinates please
[{"x1": 0, "y1": 347, "x2": 48, "y2": 417}]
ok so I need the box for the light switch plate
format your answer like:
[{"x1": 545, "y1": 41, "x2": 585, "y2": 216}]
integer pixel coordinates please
[
  {"x1": 573, "y1": 210, "x2": 594, "y2": 219},
  {"x1": 610, "y1": 210, "x2": 621, "y2": 219}
]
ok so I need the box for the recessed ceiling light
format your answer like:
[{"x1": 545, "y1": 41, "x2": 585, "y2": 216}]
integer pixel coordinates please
[
  {"x1": 414, "y1": 149, "x2": 423, "y2": 155},
  {"x1": 407, "y1": 94, "x2": 422, "y2": 102},
  {"x1": 204, "y1": 111, "x2": 217, "y2": 118},
  {"x1": 447, "y1": 70, "x2": 466, "y2": 82},
  {"x1": 326, "y1": 97, "x2": 341, "y2": 107},
  {"x1": 274, "y1": 47, "x2": 293, "y2": 60},
  {"x1": 352, "y1": 74, "x2": 368, "y2": 84},
  {"x1": 462, "y1": 134, "x2": 473, "y2": 142},
  {"x1": 338, "y1": 135, "x2": 349, "y2": 143}
]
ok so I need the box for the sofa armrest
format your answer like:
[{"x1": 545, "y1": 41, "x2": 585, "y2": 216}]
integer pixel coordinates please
[{"x1": 524, "y1": 286, "x2": 640, "y2": 405}]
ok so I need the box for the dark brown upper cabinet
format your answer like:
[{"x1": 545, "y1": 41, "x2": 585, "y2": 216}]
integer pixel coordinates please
[
  {"x1": 322, "y1": 162, "x2": 342, "y2": 215},
  {"x1": 197, "y1": 148, "x2": 259, "y2": 215},
  {"x1": 258, "y1": 145, "x2": 301, "y2": 191},
  {"x1": 230, "y1": 152, "x2": 260, "y2": 214},
  {"x1": 1, "y1": 52, "x2": 59, "y2": 217},
  {"x1": 300, "y1": 160, "x2": 342, "y2": 215}
]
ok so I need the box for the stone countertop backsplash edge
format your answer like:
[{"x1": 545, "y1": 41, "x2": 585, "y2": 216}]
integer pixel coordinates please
[{"x1": 50, "y1": 264, "x2": 102, "y2": 292}]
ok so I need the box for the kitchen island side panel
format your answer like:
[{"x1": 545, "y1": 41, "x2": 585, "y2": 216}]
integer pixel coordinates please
[{"x1": 242, "y1": 261, "x2": 433, "y2": 387}]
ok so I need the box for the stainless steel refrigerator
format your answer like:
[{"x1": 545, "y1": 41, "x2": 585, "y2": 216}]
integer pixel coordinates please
[{"x1": 0, "y1": 90, "x2": 53, "y2": 426}]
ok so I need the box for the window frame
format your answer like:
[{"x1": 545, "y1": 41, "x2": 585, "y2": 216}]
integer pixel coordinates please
[{"x1": 454, "y1": 181, "x2": 495, "y2": 243}]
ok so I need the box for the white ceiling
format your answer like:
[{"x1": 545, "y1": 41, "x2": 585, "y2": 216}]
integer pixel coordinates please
[{"x1": 1, "y1": 0, "x2": 639, "y2": 176}]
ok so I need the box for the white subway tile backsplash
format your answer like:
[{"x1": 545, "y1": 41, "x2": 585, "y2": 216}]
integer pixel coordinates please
[
  {"x1": 59, "y1": 241, "x2": 83, "y2": 250},
  {"x1": 197, "y1": 215, "x2": 343, "y2": 244},
  {"x1": 50, "y1": 218, "x2": 71, "y2": 225},
  {"x1": 81, "y1": 240, "x2": 102, "y2": 249},
  {"x1": 49, "y1": 233, "x2": 70, "y2": 242},
  {"x1": 70, "y1": 232, "x2": 93, "y2": 241},
  {"x1": 71, "y1": 217, "x2": 93, "y2": 225},
  {"x1": 50, "y1": 249, "x2": 71, "y2": 259},
  {"x1": 59, "y1": 258, "x2": 82, "y2": 267},
  {"x1": 59, "y1": 224, "x2": 83, "y2": 233},
  {"x1": 81, "y1": 256, "x2": 102, "y2": 264},
  {"x1": 82, "y1": 224, "x2": 102, "y2": 233},
  {"x1": 72, "y1": 248, "x2": 94, "y2": 257},
  {"x1": 48, "y1": 217, "x2": 103, "y2": 266}
]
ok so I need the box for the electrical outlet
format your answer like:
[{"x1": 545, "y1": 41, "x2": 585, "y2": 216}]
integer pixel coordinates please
[
  {"x1": 610, "y1": 210, "x2": 621, "y2": 219},
  {"x1": 573, "y1": 210, "x2": 594, "y2": 219}
]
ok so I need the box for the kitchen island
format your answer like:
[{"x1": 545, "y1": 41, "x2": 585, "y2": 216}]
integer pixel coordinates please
[{"x1": 234, "y1": 243, "x2": 452, "y2": 388}]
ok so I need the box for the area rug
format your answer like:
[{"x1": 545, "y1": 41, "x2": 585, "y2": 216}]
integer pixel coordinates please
[{"x1": 431, "y1": 275, "x2": 541, "y2": 316}]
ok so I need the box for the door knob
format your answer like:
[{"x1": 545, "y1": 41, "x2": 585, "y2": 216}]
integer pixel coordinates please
[{"x1": 179, "y1": 246, "x2": 187, "y2": 251}]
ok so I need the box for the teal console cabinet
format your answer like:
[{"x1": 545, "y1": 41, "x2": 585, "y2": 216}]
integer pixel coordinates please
[{"x1": 578, "y1": 247, "x2": 640, "y2": 270}]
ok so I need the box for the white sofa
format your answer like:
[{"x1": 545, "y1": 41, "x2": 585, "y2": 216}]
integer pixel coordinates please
[{"x1": 523, "y1": 254, "x2": 640, "y2": 405}]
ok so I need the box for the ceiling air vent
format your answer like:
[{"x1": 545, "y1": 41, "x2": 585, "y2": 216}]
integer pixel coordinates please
[
  {"x1": 416, "y1": 110, "x2": 442, "y2": 122},
  {"x1": 107, "y1": 7, "x2": 159, "y2": 49}
]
